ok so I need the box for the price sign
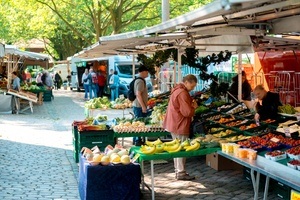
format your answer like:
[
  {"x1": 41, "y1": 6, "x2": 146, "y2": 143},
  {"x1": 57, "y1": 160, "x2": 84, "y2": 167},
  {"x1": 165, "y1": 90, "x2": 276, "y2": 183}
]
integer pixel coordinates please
[
  {"x1": 131, "y1": 153, "x2": 140, "y2": 163},
  {"x1": 270, "y1": 137, "x2": 280, "y2": 143},
  {"x1": 291, "y1": 190, "x2": 300, "y2": 200}
]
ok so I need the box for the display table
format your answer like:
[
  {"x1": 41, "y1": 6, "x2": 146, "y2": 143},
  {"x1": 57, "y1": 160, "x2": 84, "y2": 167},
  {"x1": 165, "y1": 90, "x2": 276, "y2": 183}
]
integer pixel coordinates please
[
  {"x1": 114, "y1": 131, "x2": 170, "y2": 145},
  {"x1": 78, "y1": 154, "x2": 141, "y2": 200},
  {"x1": 218, "y1": 151, "x2": 300, "y2": 200},
  {"x1": 27, "y1": 89, "x2": 46, "y2": 105},
  {"x1": 7, "y1": 89, "x2": 38, "y2": 114},
  {"x1": 130, "y1": 146, "x2": 220, "y2": 200}
]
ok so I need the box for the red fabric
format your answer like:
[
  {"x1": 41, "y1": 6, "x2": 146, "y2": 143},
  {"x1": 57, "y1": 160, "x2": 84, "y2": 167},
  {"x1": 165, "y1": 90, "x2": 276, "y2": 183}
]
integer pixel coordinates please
[
  {"x1": 97, "y1": 75, "x2": 106, "y2": 86},
  {"x1": 163, "y1": 83, "x2": 195, "y2": 135}
]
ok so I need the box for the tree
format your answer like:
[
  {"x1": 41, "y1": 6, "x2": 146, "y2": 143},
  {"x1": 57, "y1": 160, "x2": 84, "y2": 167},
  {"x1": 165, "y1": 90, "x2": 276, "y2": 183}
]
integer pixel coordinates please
[{"x1": 0, "y1": 0, "x2": 213, "y2": 59}]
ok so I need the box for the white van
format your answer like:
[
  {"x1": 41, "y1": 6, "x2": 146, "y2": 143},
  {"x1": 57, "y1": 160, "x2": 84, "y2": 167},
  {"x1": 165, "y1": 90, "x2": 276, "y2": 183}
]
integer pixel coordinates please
[{"x1": 70, "y1": 55, "x2": 153, "y2": 96}]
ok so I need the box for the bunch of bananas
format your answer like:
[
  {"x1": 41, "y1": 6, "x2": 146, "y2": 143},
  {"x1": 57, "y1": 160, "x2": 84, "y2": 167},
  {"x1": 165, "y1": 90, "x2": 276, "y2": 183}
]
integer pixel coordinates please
[{"x1": 139, "y1": 138, "x2": 200, "y2": 154}]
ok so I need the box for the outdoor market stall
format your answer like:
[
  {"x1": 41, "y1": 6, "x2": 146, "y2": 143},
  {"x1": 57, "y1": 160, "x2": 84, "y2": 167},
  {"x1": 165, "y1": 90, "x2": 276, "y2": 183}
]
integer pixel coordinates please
[
  {"x1": 78, "y1": 154, "x2": 141, "y2": 200},
  {"x1": 130, "y1": 146, "x2": 220, "y2": 200},
  {"x1": 219, "y1": 149, "x2": 300, "y2": 200},
  {"x1": 7, "y1": 89, "x2": 38, "y2": 114}
]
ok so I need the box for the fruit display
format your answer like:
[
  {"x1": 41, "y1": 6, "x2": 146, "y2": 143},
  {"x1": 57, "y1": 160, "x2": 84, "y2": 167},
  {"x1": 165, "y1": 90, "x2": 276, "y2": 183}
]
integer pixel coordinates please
[
  {"x1": 139, "y1": 138, "x2": 201, "y2": 154},
  {"x1": 208, "y1": 127, "x2": 224, "y2": 134},
  {"x1": 286, "y1": 146, "x2": 300, "y2": 159},
  {"x1": 81, "y1": 145, "x2": 131, "y2": 166},
  {"x1": 74, "y1": 118, "x2": 107, "y2": 131},
  {"x1": 195, "y1": 105, "x2": 210, "y2": 115},
  {"x1": 217, "y1": 103, "x2": 236, "y2": 112},
  {"x1": 21, "y1": 84, "x2": 43, "y2": 91},
  {"x1": 85, "y1": 97, "x2": 111, "y2": 109},
  {"x1": 217, "y1": 117, "x2": 235, "y2": 124},
  {"x1": 239, "y1": 123, "x2": 257, "y2": 130},
  {"x1": 212, "y1": 129, "x2": 235, "y2": 138},
  {"x1": 263, "y1": 119, "x2": 276, "y2": 123},
  {"x1": 149, "y1": 101, "x2": 168, "y2": 125},
  {"x1": 278, "y1": 104, "x2": 297, "y2": 114},
  {"x1": 265, "y1": 150, "x2": 286, "y2": 161},
  {"x1": 113, "y1": 121, "x2": 148, "y2": 133},
  {"x1": 111, "y1": 97, "x2": 132, "y2": 109},
  {"x1": 226, "y1": 104, "x2": 248, "y2": 114},
  {"x1": 287, "y1": 160, "x2": 300, "y2": 170},
  {"x1": 224, "y1": 120, "x2": 247, "y2": 127},
  {"x1": 207, "y1": 114, "x2": 223, "y2": 121},
  {"x1": 225, "y1": 135, "x2": 251, "y2": 142}
]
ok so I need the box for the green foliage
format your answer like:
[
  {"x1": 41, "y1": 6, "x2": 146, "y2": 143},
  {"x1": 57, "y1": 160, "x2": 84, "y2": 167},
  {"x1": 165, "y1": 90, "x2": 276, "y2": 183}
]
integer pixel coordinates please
[{"x1": 0, "y1": 0, "x2": 212, "y2": 60}]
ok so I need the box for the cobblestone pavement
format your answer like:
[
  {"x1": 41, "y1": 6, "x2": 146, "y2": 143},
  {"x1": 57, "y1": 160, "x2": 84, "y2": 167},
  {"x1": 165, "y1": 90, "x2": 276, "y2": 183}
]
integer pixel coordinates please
[{"x1": 0, "y1": 89, "x2": 283, "y2": 200}]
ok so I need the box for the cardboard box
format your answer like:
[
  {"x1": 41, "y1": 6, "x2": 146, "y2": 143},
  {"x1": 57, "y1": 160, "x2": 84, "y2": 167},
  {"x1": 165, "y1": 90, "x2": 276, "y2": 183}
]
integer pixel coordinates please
[{"x1": 206, "y1": 152, "x2": 243, "y2": 171}]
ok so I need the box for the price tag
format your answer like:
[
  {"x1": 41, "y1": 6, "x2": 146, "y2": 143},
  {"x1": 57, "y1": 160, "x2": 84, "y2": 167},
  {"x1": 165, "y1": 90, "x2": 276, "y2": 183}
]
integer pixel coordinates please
[
  {"x1": 270, "y1": 137, "x2": 280, "y2": 143},
  {"x1": 291, "y1": 190, "x2": 300, "y2": 200},
  {"x1": 131, "y1": 153, "x2": 140, "y2": 163}
]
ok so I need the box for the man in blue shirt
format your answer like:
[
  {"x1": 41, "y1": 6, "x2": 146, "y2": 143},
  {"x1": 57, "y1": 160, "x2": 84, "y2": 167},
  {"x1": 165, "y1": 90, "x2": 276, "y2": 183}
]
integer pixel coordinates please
[{"x1": 11, "y1": 71, "x2": 20, "y2": 114}]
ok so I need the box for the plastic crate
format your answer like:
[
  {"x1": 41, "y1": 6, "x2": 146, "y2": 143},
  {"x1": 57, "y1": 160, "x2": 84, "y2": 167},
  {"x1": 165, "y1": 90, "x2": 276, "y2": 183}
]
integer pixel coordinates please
[
  {"x1": 72, "y1": 124, "x2": 78, "y2": 141},
  {"x1": 73, "y1": 149, "x2": 79, "y2": 163},
  {"x1": 43, "y1": 90, "x2": 53, "y2": 101},
  {"x1": 78, "y1": 130, "x2": 114, "y2": 142}
]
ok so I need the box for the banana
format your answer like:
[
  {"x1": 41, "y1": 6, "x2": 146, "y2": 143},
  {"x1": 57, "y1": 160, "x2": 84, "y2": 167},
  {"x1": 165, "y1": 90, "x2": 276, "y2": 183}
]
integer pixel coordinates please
[
  {"x1": 164, "y1": 138, "x2": 180, "y2": 146},
  {"x1": 155, "y1": 144, "x2": 165, "y2": 153},
  {"x1": 145, "y1": 138, "x2": 163, "y2": 146},
  {"x1": 167, "y1": 144, "x2": 182, "y2": 153},
  {"x1": 185, "y1": 142, "x2": 200, "y2": 151},
  {"x1": 181, "y1": 139, "x2": 190, "y2": 147},
  {"x1": 163, "y1": 143, "x2": 180, "y2": 152},
  {"x1": 140, "y1": 145, "x2": 156, "y2": 154}
]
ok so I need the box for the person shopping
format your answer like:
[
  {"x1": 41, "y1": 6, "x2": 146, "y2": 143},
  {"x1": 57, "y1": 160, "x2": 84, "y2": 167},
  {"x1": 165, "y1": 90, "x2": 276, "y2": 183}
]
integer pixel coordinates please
[
  {"x1": 11, "y1": 71, "x2": 21, "y2": 114},
  {"x1": 253, "y1": 84, "x2": 282, "y2": 121},
  {"x1": 82, "y1": 68, "x2": 90, "y2": 100},
  {"x1": 109, "y1": 71, "x2": 120, "y2": 101},
  {"x1": 163, "y1": 74, "x2": 198, "y2": 180},
  {"x1": 132, "y1": 65, "x2": 149, "y2": 146}
]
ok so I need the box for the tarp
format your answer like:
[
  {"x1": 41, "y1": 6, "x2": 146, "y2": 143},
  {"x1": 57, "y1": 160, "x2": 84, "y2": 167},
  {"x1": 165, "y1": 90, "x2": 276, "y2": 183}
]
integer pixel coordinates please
[
  {"x1": 73, "y1": 0, "x2": 300, "y2": 58},
  {"x1": 5, "y1": 45, "x2": 52, "y2": 61}
]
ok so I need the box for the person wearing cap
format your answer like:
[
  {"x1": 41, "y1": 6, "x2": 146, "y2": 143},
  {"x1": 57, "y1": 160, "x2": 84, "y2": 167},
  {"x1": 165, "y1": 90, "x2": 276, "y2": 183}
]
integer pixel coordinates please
[{"x1": 132, "y1": 65, "x2": 149, "y2": 146}]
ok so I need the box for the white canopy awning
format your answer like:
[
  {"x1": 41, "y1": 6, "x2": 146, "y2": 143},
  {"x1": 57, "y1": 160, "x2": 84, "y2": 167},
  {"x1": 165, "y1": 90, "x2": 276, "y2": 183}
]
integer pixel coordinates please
[
  {"x1": 73, "y1": 0, "x2": 300, "y2": 59},
  {"x1": 5, "y1": 45, "x2": 52, "y2": 61},
  {"x1": 0, "y1": 43, "x2": 4, "y2": 58}
]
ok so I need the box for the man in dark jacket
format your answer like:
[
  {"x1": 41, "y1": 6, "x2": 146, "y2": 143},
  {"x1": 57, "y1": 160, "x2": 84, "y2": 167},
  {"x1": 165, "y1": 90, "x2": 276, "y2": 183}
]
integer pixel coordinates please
[{"x1": 254, "y1": 84, "x2": 282, "y2": 120}]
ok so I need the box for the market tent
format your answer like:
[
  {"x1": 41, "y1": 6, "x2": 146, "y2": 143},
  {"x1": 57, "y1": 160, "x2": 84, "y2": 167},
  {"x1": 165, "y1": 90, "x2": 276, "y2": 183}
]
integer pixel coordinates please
[
  {"x1": 73, "y1": 0, "x2": 300, "y2": 58},
  {"x1": 5, "y1": 45, "x2": 52, "y2": 61},
  {"x1": 0, "y1": 43, "x2": 4, "y2": 58},
  {"x1": 3, "y1": 45, "x2": 53, "y2": 87}
]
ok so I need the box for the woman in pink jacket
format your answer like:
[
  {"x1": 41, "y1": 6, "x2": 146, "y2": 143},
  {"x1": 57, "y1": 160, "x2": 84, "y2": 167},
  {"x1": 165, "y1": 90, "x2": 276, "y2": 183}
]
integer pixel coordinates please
[{"x1": 163, "y1": 74, "x2": 198, "y2": 180}]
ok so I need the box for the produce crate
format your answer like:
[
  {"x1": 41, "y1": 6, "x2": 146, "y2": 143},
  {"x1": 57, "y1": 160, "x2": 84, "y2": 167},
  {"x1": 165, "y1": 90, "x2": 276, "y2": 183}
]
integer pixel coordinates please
[
  {"x1": 72, "y1": 124, "x2": 78, "y2": 141},
  {"x1": 78, "y1": 129, "x2": 115, "y2": 149},
  {"x1": 43, "y1": 90, "x2": 53, "y2": 101},
  {"x1": 73, "y1": 138, "x2": 79, "y2": 163},
  {"x1": 234, "y1": 122, "x2": 268, "y2": 135}
]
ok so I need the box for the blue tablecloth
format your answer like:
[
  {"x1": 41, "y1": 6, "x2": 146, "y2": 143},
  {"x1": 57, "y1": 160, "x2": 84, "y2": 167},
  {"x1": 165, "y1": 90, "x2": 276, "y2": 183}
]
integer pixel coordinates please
[{"x1": 78, "y1": 154, "x2": 141, "y2": 200}]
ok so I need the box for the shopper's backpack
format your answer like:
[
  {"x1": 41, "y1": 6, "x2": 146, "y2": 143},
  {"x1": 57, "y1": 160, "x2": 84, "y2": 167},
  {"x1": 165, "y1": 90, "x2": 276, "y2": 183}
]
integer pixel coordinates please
[
  {"x1": 128, "y1": 77, "x2": 145, "y2": 101},
  {"x1": 91, "y1": 73, "x2": 98, "y2": 84}
]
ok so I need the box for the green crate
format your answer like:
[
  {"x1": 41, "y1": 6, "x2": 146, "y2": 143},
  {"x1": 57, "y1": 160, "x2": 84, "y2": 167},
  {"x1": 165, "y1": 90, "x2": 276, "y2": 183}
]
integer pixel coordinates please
[
  {"x1": 72, "y1": 124, "x2": 78, "y2": 141},
  {"x1": 73, "y1": 149, "x2": 79, "y2": 163},
  {"x1": 78, "y1": 130, "x2": 114, "y2": 144}
]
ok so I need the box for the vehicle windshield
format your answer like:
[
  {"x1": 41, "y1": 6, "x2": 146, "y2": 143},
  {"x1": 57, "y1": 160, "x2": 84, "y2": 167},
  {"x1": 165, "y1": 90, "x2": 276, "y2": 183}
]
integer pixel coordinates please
[{"x1": 116, "y1": 64, "x2": 139, "y2": 78}]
